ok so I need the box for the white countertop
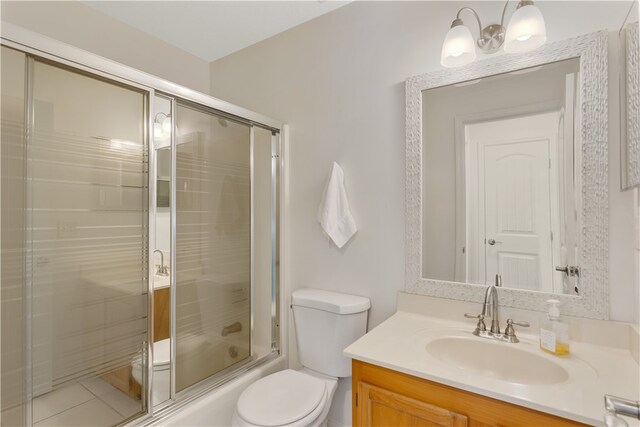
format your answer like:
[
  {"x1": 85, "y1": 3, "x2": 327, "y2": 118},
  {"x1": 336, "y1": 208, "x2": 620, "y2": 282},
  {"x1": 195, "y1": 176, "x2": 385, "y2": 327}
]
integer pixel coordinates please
[
  {"x1": 82, "y1": 271, "x2": 170, "y2": 293},
  {"x1": 153, "y1": 274, "x2": 170, "y2": 290},
  {"x1": 344, "y1": 311, "x2": 640, "y2": 426}
]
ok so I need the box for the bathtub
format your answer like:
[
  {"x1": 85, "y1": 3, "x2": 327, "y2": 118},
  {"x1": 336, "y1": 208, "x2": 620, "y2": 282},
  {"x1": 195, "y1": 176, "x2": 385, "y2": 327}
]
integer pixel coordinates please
[{"x1": 148, "y1": 355, "x2": 286, "y2": 426}]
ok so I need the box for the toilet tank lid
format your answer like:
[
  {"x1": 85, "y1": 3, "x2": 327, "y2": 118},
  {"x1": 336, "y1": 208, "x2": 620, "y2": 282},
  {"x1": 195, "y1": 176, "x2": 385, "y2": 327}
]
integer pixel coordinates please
[{"x1": 292, "y1": 288, "x2": 370, "y2": 314}]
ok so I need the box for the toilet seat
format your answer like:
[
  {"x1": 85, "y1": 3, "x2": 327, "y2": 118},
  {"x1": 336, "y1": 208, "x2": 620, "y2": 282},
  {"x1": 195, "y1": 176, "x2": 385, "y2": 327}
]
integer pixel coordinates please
[
  {"x1": 152, "y1": 339, "x2": 171, "y2": 370},
  {"x1": 132, "y1": 339, "x2": 171, "y2": 375},
  {"x1": 236, "y1": 369, "x2": 327, "y2": 427}
]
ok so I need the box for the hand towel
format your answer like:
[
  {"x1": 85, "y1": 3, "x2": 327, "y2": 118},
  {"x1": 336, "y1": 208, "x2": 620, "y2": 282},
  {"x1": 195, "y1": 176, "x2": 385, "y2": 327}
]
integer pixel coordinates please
[{"x1": 317, "y1": 162, "x2": 357, "y2": 248}]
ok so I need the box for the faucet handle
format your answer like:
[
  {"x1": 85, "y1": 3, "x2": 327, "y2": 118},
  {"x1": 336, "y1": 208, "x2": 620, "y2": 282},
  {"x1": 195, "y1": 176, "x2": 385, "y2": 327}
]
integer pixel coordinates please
[
  {"x1": 464, "y1": 313, "x2": 486, "y2": 335},
  {"x1": 507, "y1": 319, "x2": 530, "y2": 328},
  {"x1": 504, "y1": 318, "x2": 530, "y2": 342},
  {"x1": 504, "y1": 319, "x2": 531, "y2": 342}
]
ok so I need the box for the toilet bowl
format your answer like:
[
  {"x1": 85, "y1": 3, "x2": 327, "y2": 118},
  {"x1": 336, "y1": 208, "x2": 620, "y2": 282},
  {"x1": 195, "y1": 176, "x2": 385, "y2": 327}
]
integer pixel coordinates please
[
  {"x1": 232, "y1": 289, "x2": 370, "y2": 427},
  {"x1": 131, "y1": 338, "x2": 170, "y2": 405}
]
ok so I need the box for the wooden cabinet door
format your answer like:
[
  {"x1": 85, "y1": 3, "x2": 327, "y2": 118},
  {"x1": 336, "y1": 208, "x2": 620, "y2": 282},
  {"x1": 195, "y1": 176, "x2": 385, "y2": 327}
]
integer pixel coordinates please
[
  {"x1": 358, "y1": 381, "x2": 468, "y2": 427},
  {"x1": 352, "y1": 360, "x2": 586, "y2": 427}
]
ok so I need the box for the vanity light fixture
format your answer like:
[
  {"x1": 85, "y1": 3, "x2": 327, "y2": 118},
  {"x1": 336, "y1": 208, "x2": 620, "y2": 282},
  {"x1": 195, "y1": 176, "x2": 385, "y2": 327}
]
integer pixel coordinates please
[
  {"x1": 440, "y1": 0, "x2": 547, "y2": 68},
  {"x1": 154, "y1": 112, "x2": 172, "y2": 139}
]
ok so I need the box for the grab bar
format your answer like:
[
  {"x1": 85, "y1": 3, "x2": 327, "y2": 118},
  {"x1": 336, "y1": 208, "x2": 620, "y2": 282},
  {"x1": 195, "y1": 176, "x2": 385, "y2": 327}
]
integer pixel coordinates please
[{"x1": 221, "y1": 321, "x2": 242, "y2": 336}]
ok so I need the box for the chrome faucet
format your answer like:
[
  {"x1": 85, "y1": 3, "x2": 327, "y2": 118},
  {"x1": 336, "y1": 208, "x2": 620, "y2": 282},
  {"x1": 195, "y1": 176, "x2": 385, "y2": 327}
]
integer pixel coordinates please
[
  {"x1": 154, "y1": 249, "x2": 169, "y2": 276},
  {"x1": 464, "y1": 274, "x2": 530, "y2": 343},
  {"x1": 481, "y1": 276, "x2": 501, "y2": 334}
]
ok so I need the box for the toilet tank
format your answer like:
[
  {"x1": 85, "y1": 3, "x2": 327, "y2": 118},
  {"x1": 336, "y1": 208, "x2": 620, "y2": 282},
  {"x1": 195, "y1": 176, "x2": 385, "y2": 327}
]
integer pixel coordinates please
[{"x1": 291, "y1": 288, "x2": 370, "y2": 378}]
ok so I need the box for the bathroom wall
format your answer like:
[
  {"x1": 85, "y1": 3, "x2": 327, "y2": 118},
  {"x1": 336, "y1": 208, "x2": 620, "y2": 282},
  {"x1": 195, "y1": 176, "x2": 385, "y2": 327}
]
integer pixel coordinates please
[
  {"x1": 0, "y1": 1, "x2": 210, "y2": 93},
  {"x1": 209, "y1": 2, "x2": 638, "y2": 424}
]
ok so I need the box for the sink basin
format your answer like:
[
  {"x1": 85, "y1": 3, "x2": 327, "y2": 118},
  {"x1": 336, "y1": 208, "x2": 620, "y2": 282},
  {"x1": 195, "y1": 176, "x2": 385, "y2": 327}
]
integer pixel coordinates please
[
  {"x1": 154, "y1": 274, "x2": 170, "y2": 289},
  {"x1": 425, "y1": 336, "x2": 569, "y2": 385}
]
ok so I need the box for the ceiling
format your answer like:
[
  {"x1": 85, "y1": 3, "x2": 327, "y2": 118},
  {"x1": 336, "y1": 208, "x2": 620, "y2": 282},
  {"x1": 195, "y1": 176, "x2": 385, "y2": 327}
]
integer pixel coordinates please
[{"x1": 82, "y1": 1, "x2": 349, "y2": 62}]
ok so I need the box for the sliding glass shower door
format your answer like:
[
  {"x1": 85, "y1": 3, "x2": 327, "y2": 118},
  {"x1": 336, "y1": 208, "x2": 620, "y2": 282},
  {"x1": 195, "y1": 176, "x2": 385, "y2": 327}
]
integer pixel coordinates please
[
  {"x1": 173, "y1": 100, "x2": 280, "y2": 393},
  {"x1": 174, "y1": 103, "x2": 253, "y2": 392},
  {"x1": 1, "y1": 35, "x2": 281, "y2": 425},
  {"x1": 1, "y1": 49, "x2": 151, "y2": 426}
]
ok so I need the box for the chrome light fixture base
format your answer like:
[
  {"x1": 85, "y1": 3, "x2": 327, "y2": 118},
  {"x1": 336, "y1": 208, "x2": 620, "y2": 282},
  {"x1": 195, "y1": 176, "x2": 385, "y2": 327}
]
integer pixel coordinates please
[
  {"x1": 478, "y1": 24, "x2": 506, "y2": 53},
  {"x1": 440, "y1": 0, "x2": 546, "y2": 68}
]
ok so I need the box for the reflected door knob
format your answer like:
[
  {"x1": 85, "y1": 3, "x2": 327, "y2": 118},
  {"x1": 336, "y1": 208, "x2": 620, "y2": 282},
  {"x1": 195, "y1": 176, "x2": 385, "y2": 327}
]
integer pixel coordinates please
[{"x1": 555, "y1": 265, "x2": 580, "y2": 277}]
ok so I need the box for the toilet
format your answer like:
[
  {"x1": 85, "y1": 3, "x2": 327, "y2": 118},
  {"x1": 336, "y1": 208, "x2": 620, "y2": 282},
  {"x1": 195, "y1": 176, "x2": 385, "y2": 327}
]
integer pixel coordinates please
[
  {"x1": 131, "y1": 338, "x2": 170, "y2": 405},
  {"x1": 232, "y1": 288, "x2": 370, "y2": 427}
]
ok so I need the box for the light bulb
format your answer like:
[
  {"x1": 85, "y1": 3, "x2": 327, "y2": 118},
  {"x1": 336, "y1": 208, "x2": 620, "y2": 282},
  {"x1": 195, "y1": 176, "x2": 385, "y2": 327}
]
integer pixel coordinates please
[
  {"x1": 441, "y1": 22, "x2": 477, "y2": 68},
  {"x1": 154, "y1": 122, "x2": 163, "y2": 140},
  {"x1": 161, "y1": 116, "x2": 172, "y2": 134},
  {"x1": 504, "y1": 3, "x2": 546, "y2": 53}
]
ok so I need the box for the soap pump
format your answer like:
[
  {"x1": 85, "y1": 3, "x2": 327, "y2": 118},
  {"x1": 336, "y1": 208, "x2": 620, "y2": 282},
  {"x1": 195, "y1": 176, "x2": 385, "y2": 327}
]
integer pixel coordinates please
[{"x1": 539, "y1": 299, "x2": 570, "y2": 356}]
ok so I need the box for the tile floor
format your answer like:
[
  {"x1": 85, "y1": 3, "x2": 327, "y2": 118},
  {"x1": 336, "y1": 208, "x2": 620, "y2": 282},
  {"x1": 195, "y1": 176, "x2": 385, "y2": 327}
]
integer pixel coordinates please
[{"x1": 33, "y1": 377, "x2": 141, "y2": 426}]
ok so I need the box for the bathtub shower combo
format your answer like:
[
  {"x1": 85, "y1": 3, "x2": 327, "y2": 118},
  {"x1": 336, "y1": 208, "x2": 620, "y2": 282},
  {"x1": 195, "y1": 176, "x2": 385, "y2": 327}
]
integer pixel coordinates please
[{"x1": 0, "y1": 26, "x2": 283, "y2": 426}]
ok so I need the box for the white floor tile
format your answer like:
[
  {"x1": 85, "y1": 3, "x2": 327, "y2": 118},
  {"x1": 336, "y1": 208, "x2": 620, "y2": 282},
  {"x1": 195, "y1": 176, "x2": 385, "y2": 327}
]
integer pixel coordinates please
[
  {"x1": 79, "y1": 377, "x2": 117, "y2": 397},
  {"x1": 34, "y1": 399, "x2": 123, "y2": 427},
  {"x1": 98, "y1": 388, "x2": 141, "y2": 418},
  {"x1": 33, "y1": 383, "x2": 93, "y2": 423},
  {"x1": 80, "y1": 376, "x2": 141, "y2": 418}
]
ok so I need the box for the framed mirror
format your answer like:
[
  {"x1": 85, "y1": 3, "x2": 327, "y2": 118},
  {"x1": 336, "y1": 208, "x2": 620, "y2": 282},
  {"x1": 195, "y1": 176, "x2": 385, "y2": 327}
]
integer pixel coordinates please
[
  {"x1": 405, "y1": 31, "x2": 609, "y2": 319},
  {"x1": 621, "y1": 0, "x2": 640, "y2": 189}
]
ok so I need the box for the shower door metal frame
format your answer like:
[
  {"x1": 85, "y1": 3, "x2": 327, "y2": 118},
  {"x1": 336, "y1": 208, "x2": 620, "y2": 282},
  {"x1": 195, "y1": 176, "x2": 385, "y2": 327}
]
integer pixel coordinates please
[
  {"x1": 1, "y1": 21, "x2": 284, "y2": 425},
  {"x1": 1, "y1": 24, "x2": 281, "y2": 132}
]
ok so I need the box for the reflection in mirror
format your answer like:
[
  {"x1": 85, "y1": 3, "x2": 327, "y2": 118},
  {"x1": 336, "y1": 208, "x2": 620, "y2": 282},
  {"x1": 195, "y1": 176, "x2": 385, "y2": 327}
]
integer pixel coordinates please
[
  {"x1": 151, "y1": 94, "x2": 172, "y2": 407},
  {"x1": 621, "y1": 0, "x2": 639, "y2": 189},
  {"x1": 422, "y1": 58, "x2": 581, "y2": 295}
]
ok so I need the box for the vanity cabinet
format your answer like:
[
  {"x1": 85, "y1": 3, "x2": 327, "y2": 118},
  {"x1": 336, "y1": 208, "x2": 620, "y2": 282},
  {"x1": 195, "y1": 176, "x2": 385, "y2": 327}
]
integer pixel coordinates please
[
  {"x1": 352, "y1": 360, "x2": 587, "y2": 427},
  {"x1": 154, "y1": 287, "x2": 171, "y2": 342}
]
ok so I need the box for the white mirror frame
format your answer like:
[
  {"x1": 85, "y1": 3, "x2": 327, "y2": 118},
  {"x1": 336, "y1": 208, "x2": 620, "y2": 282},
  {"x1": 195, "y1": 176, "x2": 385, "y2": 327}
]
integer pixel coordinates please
[
  {"x1": 622, "y1": 18, "x2": 639, "y2": 189},
  {"x1": 405, "y1": 30, "x2": 609, "y2": 319}
]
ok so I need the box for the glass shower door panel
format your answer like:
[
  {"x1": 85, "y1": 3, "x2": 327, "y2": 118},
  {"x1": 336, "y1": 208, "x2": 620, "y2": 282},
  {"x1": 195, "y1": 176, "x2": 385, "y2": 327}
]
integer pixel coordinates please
[
  {"x1": 175, "y1": 104, "x2": 251, "y2": 392},
  {"x1": 1, "y1": 46, "x2": 27, "y2": 427},
  {"x1": 29, "y1": 60, "x2": 148, "y2": 424}
]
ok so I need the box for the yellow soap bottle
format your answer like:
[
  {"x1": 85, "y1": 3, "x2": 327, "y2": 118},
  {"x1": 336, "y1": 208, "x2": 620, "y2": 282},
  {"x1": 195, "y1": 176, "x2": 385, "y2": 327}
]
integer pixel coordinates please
[{"x1": 539, "y1": 299, "x2": 570, "y2": 356}]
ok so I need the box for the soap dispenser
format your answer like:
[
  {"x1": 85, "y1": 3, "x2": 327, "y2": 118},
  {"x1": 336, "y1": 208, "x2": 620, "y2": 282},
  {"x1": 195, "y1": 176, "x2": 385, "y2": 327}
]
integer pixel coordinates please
[{"x1": 539, "y1": 299, "x2": 570, "y2": 356}]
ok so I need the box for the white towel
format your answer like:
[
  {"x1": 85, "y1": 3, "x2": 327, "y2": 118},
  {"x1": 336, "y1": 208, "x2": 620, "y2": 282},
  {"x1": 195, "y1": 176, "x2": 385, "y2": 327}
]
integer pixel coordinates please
[{"x1": 318, "y1": 162, "x2": 357, "y2": 248}]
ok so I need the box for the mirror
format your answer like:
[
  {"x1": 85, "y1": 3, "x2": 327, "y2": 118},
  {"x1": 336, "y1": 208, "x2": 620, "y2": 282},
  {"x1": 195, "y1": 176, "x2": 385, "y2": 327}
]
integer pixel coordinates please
[
  {"x1": 405, "y1": 31, "x2": 609, "y2": 319},
  {"x1": 422, "y1": 58, "x2": 581, "y2": 295},
  {"x1": 152, "y1": 94, "x2": 172, "y2": 406},
  {"x1": 621, "y1": 0, "x2": 640, "y2": 189},
  {"x1": 157, "y1": 148, "x2": 170, "y2": 208}
]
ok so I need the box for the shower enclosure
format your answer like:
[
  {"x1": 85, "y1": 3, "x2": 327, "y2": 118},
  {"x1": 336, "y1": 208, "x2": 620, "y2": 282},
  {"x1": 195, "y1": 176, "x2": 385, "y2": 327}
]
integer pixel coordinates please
[{"x1": 1, "y1": 25, "x2": 282, "y2": 427}]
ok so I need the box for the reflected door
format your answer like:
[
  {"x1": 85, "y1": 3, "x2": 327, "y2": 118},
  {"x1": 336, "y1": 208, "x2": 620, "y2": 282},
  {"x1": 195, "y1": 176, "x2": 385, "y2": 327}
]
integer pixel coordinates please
[{"x1": 467, "y1": 113, "x2": 558, "y2": 291}]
